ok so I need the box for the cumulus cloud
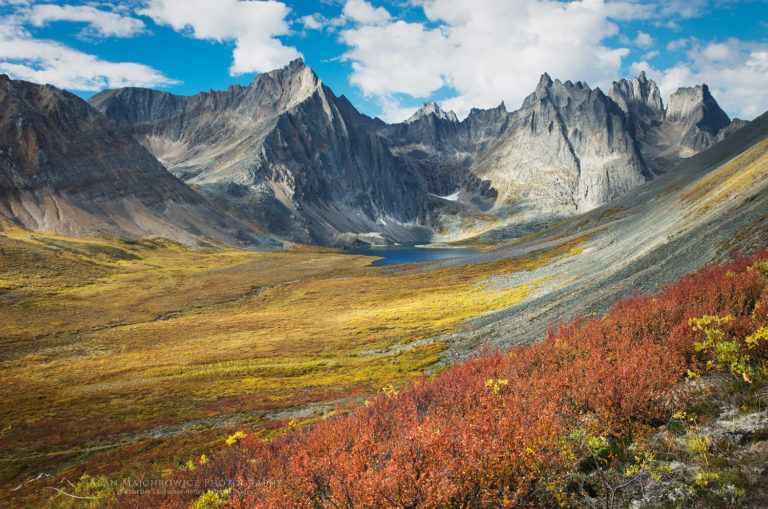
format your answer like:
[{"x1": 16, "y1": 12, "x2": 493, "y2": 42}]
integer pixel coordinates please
[
  {"x1": 299, "y1": 14, "x2": 323, "y2": 31},
  {"x1": 0, "y1": 15, "x2": 177, "y2": 90},
  {"x1": 0, "y1": 33, "x2": 177, "y2": 90},
  {"x1": 631, "y1": 38, "x2": 768, "y2": 119},
  {"x1": 341, "y1": 19, "x2": 451, "y2": 98},
  {"x1": 28, "y1": 4, "x2": 146, "y2": 38},
  {"x1": 340, "y1": 0, "x2": 630, "y2": 121},
  {"x1": 343, "y1": 0, "x2": 391, "y2": 25},
  {"x1": 634, "y1": 31, "x2": 653, "y2": 49},
  {"x1": 666, "y1": 38, "x2": 690, "y2": 52},
  {"x1": 139, "y1": 0, "x2": 301, "y2": 75}
]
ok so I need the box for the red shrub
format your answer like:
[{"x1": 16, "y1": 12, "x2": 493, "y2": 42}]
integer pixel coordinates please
[{"x1": 130, "y1": 252, "x2": 768, "y2": 508}]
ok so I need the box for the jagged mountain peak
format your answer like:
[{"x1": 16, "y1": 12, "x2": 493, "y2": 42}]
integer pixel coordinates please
[
  {"x1": 243, "y1": 57, "x2": 324, "y2": 112},
  {"x1": 609, "y1": 72, "x2": 664, "y2": 122},
  {"x1": 524, "y1": 72, "x2": 598, "y2": 111},
  {"x1": 663, "y1": 83, "x2": 732, "y2": 155},
  {"x1": 535, "y1": 72, "x2": 553, "y2": 92},
  {"x1": 607, "y1": 73, "x2": 733, "y2": 172},
  {"x1": 666, "y1": 83, "x2": 730, "y2": 131},
  {"x1": 406, "y1": 101, "x2": 458, "y2": 123},
  {"x1": 467, "y1": 101, "x2": 506, "y2": 119},
  {"x1": 532, "y1": 73, "x2": 590, "y2": 94},
  {"x1": 86, "y1": 61, "x2": 741, "y2": 247},
  {"x1": 633, "y1": 70, "x2": 654, "y2": 90},
  {"x1": 250, "y1": 57, "x2": 320, "y2": 91}
]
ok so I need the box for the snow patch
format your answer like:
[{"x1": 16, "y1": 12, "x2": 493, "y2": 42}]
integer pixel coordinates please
[{"x1": 438, "y1": 192, "x2": 460, "y2": 201}]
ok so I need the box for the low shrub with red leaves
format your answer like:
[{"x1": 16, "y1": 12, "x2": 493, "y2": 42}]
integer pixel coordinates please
[{"x1": 129, "y1": 252, "x2": 768, "y2": 508}]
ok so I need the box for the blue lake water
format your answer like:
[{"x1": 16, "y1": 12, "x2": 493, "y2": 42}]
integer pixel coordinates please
[{"x1": 347, "y1": 244, "x2": 480, "y2": 267}]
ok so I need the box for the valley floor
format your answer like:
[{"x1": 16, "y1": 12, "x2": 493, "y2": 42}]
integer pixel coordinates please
[
  {"x1": 2, "y1": 112, "x2": 768, "y2": 507},
  {"x1": 0, "y1": 226, "x2": 579, "y2": 507}
]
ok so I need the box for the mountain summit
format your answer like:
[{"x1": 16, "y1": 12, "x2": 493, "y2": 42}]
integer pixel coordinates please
[
  {"x1": 0, "y1": 75, "x2": 277, "y2": 249},
  {"x1": 610, "y1": 75, "x2": 737, "y2": 172},
  {"x1": 90, "y1": 60, "x2": 492, "y2": 246},
  {"x1": 406, "y1": 102, "x2": 459, "y2": 123},
  {"x1": 90, "y1": 62, "x2": 741, "y2": 246}
]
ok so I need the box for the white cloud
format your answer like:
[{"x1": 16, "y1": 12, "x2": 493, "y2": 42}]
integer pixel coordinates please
[
  {"x1": 641, "y1": 50, "x2": 659, "y2": 61},
  {"x1": 341, "y1": 0, "x2": 630, "y2": 121},
  {"x1": 656, "y1": 0, "x2": 708, "y2": 19},
  {"x1": 0, "y1": 17, "x2": 177, "y2": 90},
  {"x1": 299, "y1": 14, "x2": 323, "y2": 31},
  {"x1": 28, "y1": 4, "x2": 146, "y2": 38},
  {"x1": 139, "y1": 0, "x2": 301, "y2": 75},
  {"x1": 632, "y1": 38, "x2": 768, "y2": 119},
  {"x1": 342, "y1": 0, "x2": 391, "y2": 25},
  {"x1": 341, "y1": 20, "x2": 451, "y2": 98},
  {"x1": 377, "y1": 96, "x2": 420, "y2": 123},
  {"x1": 634, "y1": 31, "x2": 653, "y2": 49},
  {"x1": 602, "y1": 1, "x2": 655, "y2": 20},
  {"x1": 666, "y1": 38, "x2": 690, "y2": 52}
]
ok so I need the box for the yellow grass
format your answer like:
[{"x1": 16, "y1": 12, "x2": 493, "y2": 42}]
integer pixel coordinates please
[
  {"x1": 0, "y1": 225, "x2": 586, "y2": 503},
  {"x1": 680, "y1": 138, "x2": 768, "y2": 208}
]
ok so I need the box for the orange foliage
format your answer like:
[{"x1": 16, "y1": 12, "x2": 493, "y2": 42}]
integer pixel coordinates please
[{"x1": 123, "y1": 252, "x2": 768, "y2": 508}]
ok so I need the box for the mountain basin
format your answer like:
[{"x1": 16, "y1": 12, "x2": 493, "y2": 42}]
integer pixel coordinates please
[{"x1": 346, "y1": 244, "x2": 481, "y2": 267}]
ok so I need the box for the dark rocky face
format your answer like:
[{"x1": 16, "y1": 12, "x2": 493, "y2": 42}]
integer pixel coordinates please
[
  {"x1": 88, "y1": 61, "x2": 737, "y2": 247},
  {"x1": 0, "y1": 75, "x2": 278, "y2": 250},
  {"x1": 610, "y1": 74, "x2": 734, "y2": 174}
]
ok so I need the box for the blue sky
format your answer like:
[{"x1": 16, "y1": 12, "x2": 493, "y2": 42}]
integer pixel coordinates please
[{"x1": 0, "y1": 0, "x2": 766, "y2": 122}]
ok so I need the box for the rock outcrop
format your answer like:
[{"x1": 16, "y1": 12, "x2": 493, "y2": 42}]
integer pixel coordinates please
[
  {"x1": 0, "y1": 75, "x2": 278, "y2": 249},
  {"x1": 470, "y1": 74, "x2": 648, "y2": 212},
  {"x1": 666, "y1": 84, "x2": 732, "y2": 152},
  {"x1": 610, "y1": 73, "x2": 734, "y2": 173},
  {"x1": 91, "y1": 60, "x2": 493, "y2": 246},
  {"x1": 90, "y1": 61, "x2": 738, "y2": 246}
]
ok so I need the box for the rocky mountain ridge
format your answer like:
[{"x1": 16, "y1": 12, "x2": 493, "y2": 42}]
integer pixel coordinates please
[
  {"x1": 0, "y1": 75, "x2": 278, "y2": 249},
  {"x1": 91, "y1": 60, "x2": 495, "y2": 246},
  {"x1": 609, "y1": 71, "x2": 739, "y2": 172},
  {"x1": 90, "y1": 60, "x2": 741, "y2": 246}
]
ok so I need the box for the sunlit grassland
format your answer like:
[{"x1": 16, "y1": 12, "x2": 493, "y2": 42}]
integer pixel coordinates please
[
  {"x1": 0, "y1": 225, "x2": 585, "y2": 500},
  {"x1": 680, "y1": 137, "x2": 768, "y2": 209}
]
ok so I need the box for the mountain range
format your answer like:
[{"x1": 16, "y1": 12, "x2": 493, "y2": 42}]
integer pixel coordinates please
[
  {"x1": 0, "y1": 75, "x2": 278, "y2": 249},
  {"x1": 0, "y1": 59, "x2": 744, "y2": 247}
]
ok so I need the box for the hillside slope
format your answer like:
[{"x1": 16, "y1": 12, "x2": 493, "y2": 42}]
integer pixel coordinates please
[
  {"x1": 434, "y1": 109, "x2": 768, "y2": 355},
  {"x1": 0, "y1": 75, "x2": 278, "y2": 249},
  {"x1": 90, "y1": 61, "x2": 736, "y2": 246},
  {"x1": 124, "y1": 236, "x2": 768, "y2": 509}
]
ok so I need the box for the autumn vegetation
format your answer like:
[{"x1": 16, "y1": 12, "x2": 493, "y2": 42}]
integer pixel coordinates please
[
  {"x1": 117, "y1": 251, "x2": 768, "y2": 508},
  {"x1": 0, "y1": 226, "x2": 585, "y2": 507}
]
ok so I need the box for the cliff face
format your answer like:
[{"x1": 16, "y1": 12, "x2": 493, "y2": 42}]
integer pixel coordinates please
[
  {"x1": 0, "y1": 75, "x2": 278, "y2": 249},
  {"x1": 666, "y1": 84, "x2": 732, "y2": 152},
  {"x1": 468, "y1": 74, "x2": 647, "y2": 212},
  {"x1": 90, "y1": 61, "x2": 738, "y2": 246},
  {"x1": 91, "y1": 60, "x2": 494, "y2": 246},
  {"x1": 609, "y1": 73, "x2": 735, "y2": 173}
]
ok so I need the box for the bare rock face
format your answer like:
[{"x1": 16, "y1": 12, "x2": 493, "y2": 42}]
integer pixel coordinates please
[
  {"x1": 90, "y1": 61, "x2": 738, "y2": 246},
  {"x1": 91, "y1": 60, "x2": 492, "y2": 246},
  {"x1": 666, "y1": 84, "x2": 731, "y2": 152},
  {"x1": 406, "y1": 101, "x2": 459, "y2": 124},
  {"x1": 483, "y1": 74, "x2": 648, "y2": 212},
  {"x1": 610, "y1": 74, "x2": 734, "y2": 173},
  {"x1": 609, "y1": 71, "x2": 664, "y2": 126},
  {"x1": 0, "y1": 75, "x2": 277, "y2": 249},
  {"x1": 384, "y1": 74, "x2": 648, "y2": 216}
]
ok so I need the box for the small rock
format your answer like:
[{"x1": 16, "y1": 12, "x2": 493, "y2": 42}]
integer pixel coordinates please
[{"x1": 750, "y1": 440, "x2": 768, "y2": 455}]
